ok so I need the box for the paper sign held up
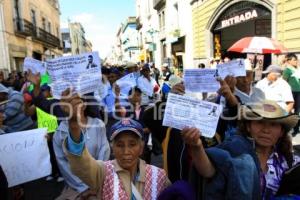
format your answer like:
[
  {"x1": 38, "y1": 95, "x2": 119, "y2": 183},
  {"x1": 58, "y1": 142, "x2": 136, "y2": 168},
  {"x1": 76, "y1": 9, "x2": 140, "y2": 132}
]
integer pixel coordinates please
[
  {"x1": 184, "y1": 69, "x2": 220, "y2": 93},
  {"x1": 0, "y1": 128, "x2": 51, "y2": 187},
  {"x1": 36, "y1": 107, "x2": 58, "y2": 133},
  {"x1": 163, "y1": 93, "x2": 222, "y2": 138},
  {"x1": 217, "y1": 59, "x2": 246, "y2": 79},
  {"x1": 24, "y1": 57, "x2": 46, "y2": 75},
  {"x1": 46, "y1": 51, "x2": 102, "y2": 99}
]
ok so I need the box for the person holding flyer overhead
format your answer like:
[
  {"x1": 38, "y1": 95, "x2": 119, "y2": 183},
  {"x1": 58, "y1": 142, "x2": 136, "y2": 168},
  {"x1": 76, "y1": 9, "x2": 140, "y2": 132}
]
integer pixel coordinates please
[
  {"x1": 63, "y1": 98, "x2": 170, "y2": 200},
  {"x1": 182, "y1": 100, "x2": 300, "y2": 199}
]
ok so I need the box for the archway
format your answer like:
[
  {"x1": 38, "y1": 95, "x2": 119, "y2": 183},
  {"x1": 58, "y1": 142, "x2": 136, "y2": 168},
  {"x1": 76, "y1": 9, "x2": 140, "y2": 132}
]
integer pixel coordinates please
[{"x1": 206, "y1": 0, "x2": 274, "y2": 68}]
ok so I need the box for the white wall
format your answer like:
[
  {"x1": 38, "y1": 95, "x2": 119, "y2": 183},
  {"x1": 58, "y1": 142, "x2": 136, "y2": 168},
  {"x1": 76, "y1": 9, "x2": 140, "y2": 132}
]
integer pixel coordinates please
[{"x1": 164, "y1": 0, "x2": 194, "y2": 69}]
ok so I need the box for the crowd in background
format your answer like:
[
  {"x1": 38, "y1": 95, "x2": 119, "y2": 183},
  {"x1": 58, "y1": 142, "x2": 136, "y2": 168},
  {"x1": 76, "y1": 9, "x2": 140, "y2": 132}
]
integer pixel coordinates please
[{"x1": 0, "y1": 53, "x2": 300, "y2": 199}]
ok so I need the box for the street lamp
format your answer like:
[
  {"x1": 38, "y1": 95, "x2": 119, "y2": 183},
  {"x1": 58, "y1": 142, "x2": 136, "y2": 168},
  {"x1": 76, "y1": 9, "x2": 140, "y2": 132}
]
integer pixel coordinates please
[{"x1": 147, "y1": 28, "x2": 159, "y2": 62}]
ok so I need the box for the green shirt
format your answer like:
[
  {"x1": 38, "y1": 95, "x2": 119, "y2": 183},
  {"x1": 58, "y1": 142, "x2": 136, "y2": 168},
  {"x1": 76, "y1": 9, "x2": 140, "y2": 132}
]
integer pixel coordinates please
[{"x1": 283, "y1": 66, "x2": 300, "y2": 92}]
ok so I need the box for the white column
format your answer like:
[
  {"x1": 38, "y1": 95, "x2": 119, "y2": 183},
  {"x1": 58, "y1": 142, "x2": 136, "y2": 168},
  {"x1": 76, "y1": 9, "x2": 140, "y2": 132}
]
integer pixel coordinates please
[{"x1": 0, "y1": 2, "x2": 11, "y2": 72}]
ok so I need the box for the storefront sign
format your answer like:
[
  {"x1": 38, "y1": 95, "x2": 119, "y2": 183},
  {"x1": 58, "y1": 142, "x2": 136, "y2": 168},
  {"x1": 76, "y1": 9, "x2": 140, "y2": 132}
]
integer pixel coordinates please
[
  {"x1": 213, "y1": 2, "x2": 271, "y2": 31},
  {"x1": 221, "y1": 9, "x2": 258, "y2": 28}
]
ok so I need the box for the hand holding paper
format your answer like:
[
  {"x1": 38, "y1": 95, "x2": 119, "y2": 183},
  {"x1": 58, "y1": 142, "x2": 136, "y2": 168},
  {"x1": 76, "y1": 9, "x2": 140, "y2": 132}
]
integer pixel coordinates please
[
  {"x1": 170, "y1": 82, "x2": 185, "y2": 95},
  {"x1": 181, "y1": 127, "x2": 202, "y2": 147},
  {"x1": 26, "y1": 69, "x2": 41, "y2": 86},
  {"x1": 217, "y1": 78, "x2": 238, "y2": 107}
]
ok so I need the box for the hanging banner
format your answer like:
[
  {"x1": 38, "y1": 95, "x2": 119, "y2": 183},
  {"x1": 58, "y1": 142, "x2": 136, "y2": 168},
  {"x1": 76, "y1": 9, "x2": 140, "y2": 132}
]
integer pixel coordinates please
[
  {"x1": 247, "y1": 54, "x2": 264, "y2": 81},
  {"x1": 255, "y1": 54, "x2": 264, "y2": 81}
]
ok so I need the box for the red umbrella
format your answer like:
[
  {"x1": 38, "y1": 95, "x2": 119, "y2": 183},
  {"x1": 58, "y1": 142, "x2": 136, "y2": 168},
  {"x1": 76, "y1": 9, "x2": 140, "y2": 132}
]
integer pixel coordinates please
[{"x1": 228, "y1": 36, "x2": 288, "y2": 54}]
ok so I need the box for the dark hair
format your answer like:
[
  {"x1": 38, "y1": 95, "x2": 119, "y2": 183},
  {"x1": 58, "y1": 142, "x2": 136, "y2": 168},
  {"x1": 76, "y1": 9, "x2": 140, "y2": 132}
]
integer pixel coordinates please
[
  {"x1": 110, "y1": 67, "x2": 120, "y2": 75},
  {"x1": 237, "y1": 120, "x2": 293, "y2": 167},
  {"x1": 128, "y1": 86, "x2": 142, "y2": 96},
  {"x1": 198, "y1": 63, "x2": 205, "y2": 69},
  {"x1": 286, "y1": 53, "x2": 298, "y2": 61},
  {"x1": 101, "y1": 67, "x2": 110, "y2": 75}
]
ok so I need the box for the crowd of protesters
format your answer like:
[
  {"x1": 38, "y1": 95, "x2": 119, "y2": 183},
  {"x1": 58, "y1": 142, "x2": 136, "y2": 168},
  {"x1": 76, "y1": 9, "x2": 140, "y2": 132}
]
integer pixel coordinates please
[{"x1": 0, "y1": 54, "x2": 300, "y2": 200}]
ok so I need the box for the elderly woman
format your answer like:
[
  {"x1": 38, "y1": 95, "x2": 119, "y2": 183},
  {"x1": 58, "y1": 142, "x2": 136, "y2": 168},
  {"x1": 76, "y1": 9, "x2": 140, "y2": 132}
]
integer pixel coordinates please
[
  {"x1": 63, "y1": 93, "x2": 170, "y2": 199},
  {"x1": 182, "y1": 100, "x2": 300, "y2": 199}
]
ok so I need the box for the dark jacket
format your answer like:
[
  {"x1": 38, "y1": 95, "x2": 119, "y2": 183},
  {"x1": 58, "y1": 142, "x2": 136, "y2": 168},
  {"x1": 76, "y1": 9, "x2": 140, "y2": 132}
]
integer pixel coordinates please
[
  {"x1": 190, "y1": 135, "x2": 261, "y2": 200},
  {"x1": 31, "y1": 92, "x2": 102, "y2": 123},
  {"x1": 143, "y1": 101, "x2": 218, "y2": 183},
  {"x1": 0, "y1": 165, "x2": 8, "y2": 200}
]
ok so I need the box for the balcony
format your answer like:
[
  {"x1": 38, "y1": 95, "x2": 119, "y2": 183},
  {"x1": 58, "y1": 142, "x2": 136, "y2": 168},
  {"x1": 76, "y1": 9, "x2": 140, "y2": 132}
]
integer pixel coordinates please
[
  {"x1": 153, "y1": 0, "x2": 166, "y2": 10},
  {"x1": 37, "y1": 28, "x2": 61, "y2": 48},
  {"x1": 14, "y1": 18, "x2": 61, "y2": 48},
  {"x1": 14, "y1": 18, "x2": 36, "y2": 37}
]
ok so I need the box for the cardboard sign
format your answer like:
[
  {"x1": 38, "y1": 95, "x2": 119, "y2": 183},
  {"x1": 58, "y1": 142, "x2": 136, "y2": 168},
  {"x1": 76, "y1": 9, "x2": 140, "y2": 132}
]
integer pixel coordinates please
[
  {"x1": 0, "y1": 128, "x2": 51, "y2": 187},
  {"x1": 36, "y1": 107, "x2": 58, "y2": 133}
]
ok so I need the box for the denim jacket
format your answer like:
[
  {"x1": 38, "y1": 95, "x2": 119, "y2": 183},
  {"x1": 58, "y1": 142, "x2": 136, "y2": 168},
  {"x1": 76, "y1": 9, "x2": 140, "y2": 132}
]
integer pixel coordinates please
[{"x1": 202, "y1": 135, "x2": 261, "y2": 200}]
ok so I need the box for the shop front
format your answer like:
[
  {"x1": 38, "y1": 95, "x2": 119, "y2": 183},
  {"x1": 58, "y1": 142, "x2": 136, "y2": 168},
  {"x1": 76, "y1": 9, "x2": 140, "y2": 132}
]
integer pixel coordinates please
[{"x1": 211, "y1": 1, "x2": 272, "y2": 67}]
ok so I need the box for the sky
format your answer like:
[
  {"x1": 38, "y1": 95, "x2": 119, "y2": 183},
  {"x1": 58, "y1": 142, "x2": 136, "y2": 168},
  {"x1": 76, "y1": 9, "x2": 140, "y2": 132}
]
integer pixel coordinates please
[{"x1": 59, "y1": 0, "x2": 136, "y2": 58}]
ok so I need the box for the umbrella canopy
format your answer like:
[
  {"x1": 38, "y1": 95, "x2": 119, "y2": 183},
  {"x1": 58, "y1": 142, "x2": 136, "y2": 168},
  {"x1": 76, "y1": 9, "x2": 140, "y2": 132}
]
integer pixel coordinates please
[{"x1": 228, "y1": 36, "x2": 288, "y2": 54}]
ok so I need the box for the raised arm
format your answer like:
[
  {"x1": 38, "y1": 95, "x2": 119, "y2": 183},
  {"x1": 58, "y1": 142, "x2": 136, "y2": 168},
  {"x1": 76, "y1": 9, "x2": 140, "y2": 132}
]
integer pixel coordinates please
[
  {"x1": 60, "y1": 89, "x2": 106, "y2": 191},
  {"x1": 181, "y1": 127, "x2": 215, "y2": 178}
]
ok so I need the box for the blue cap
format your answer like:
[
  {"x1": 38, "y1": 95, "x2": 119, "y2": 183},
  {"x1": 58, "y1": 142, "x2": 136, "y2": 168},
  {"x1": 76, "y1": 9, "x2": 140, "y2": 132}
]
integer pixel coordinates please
[
  {"x1": 41, "y1": 84, "x2": 51, "y2": 92},
  {"x1": 110, "y1": 119, "x2": 143, "y2": 141}
]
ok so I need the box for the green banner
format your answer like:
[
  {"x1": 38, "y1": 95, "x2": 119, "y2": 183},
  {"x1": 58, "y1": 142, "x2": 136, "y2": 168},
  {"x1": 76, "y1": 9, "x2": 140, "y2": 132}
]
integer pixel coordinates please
[{"x1": 36, "y1": 107, "x2": 58, "y2": 133}]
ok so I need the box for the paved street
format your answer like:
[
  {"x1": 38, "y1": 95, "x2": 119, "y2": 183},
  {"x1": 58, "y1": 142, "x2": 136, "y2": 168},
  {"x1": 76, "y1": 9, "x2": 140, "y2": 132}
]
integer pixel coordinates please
[{"x1": 21, "y1": 178, "x2": 64, "y2": 200}]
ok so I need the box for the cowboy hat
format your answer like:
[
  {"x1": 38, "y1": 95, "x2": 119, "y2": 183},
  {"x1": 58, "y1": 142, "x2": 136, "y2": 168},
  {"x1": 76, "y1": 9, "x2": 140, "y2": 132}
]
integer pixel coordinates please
[
  {"x1": 240, "y1": 100, "x2": 298, "y2": 131},
  {"x1": 124, "y1": 62, "x2": 137, "y2": 69}
]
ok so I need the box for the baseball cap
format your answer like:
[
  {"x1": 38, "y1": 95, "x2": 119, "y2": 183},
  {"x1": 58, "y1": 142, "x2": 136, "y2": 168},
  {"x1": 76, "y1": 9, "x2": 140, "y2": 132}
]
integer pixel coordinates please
[
  {"x1": 110, "y1": 119, "x2": 144, "y2": 141},
  {"x1": 41, "y1": 84, "x2": 51, "y2": 92},
  {"x1": 262, "y1": 65, "x2": 282, "y2": 74}
]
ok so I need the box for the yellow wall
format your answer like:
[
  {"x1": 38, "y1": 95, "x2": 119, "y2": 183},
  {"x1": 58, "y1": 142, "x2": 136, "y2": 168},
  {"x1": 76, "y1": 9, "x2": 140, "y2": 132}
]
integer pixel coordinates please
[
  {"x1": 192, "y1": 0, "x2": 300, "y2": 60},
  {"x1": 276, "y1": 0, "x2": 300, "y2": 52},
  {"x1": 192, "y1": 0, "x2": 222, "y2": 59}
]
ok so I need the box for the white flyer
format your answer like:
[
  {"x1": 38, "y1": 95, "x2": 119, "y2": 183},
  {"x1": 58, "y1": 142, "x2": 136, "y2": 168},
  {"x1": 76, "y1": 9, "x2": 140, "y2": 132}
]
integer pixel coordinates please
[
  {"x1": 217, "y1": 59, "x2": 246, "y2": 79},
  {"x1": 184, "y1": 69, "x2": 220, "y2": 92},
  {"x1": 163, "y1": 93, "x2": 222, "y2": 138},
  {"x1": 23, "y1": 57, "x2": 46, "y2": 75},
  {"x1": 0, "y1": 128, "x2": 51, "y2": 187},
  {"x1": 116, "y1": 72, "x2": 137, "y2": 97},
  {"x1": 46, "y1": 52, "x2": 102, "y2": 99}
]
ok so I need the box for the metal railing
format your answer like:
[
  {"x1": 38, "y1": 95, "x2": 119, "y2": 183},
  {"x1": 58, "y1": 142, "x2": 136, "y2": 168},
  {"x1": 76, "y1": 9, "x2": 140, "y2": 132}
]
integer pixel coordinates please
[{"x1": 14, "y1": 18, "x2": 61, "y2": 48}]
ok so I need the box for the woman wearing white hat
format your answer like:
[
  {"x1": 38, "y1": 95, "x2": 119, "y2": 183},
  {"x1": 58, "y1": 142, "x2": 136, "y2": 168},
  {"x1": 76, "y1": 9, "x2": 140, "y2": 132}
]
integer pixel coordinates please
[{"x1": 182, "y1": 100, "x2": 300, "y2": 199}]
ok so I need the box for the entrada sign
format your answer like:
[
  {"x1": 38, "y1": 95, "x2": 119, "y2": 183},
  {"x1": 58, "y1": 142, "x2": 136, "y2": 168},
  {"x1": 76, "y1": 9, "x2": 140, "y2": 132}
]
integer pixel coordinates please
[{"x1": 221, "y1": 9, "x2": 258, "y2": 28}]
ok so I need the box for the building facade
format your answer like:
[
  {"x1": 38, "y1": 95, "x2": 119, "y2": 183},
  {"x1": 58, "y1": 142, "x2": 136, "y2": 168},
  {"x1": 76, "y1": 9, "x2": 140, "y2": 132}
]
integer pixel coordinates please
[
  {"x1": 0, "y1": 0, "x2": 62, "y2": 73},
  {"x1": 191, "y1": 0, "x2": 300, "y2": 67},
  {"x1": 121, "y1": 17, "x2": 140, "y2": 63},
  {"x1": 61, "y1": 28, "x2": 71, "y2": 55},
  {"x1": 154, "y1": 0, "x2": 194, "y2": 70},
  {"x1": 69, "y1": 22, "x2": 88, "y2": 55},
  {"x1": 136, "y1": 0, "x2": 160, "y2": 65},
  {"x1": 61, "y1": 22, "x2": 92, "y2": 56}
]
